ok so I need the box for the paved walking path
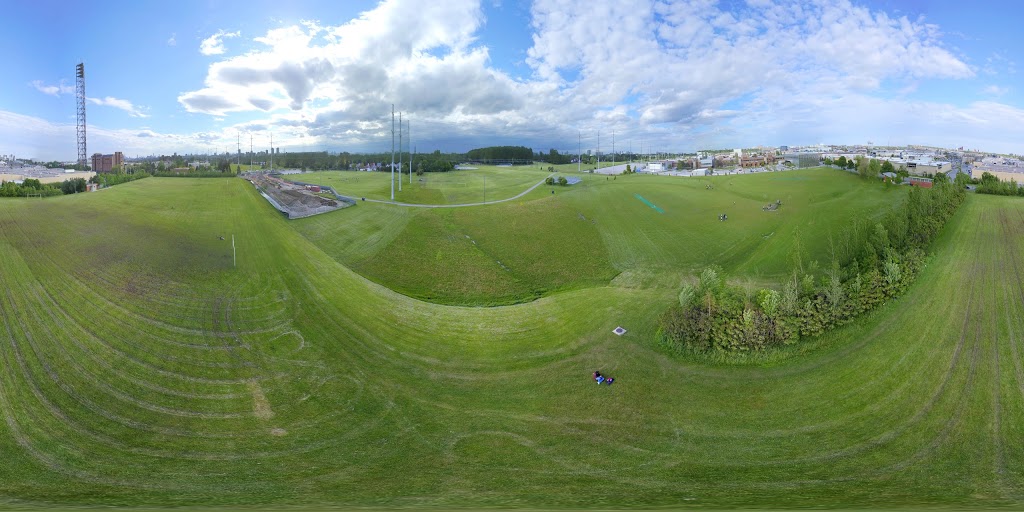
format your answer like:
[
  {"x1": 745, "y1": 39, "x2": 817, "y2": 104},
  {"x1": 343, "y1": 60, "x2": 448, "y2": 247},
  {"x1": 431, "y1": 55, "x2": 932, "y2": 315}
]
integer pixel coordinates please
[{"x1": 354, "y1": 175, "x2": 553, "y2": 208}]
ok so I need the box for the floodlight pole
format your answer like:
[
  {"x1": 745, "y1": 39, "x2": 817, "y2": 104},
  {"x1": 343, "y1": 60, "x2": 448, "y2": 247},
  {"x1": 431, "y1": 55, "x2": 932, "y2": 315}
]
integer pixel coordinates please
[
  {"x1": 270, "y1": 132, "x2": 273, "y2": 172},
  {"x1": 577, "y1": 131, "x2": 581, "y2": 174},
  {"x1": 408, "y1": 120, "x2": 412, "y2": 184},
  {"x1": 612, "y1": 130, "x2": 615, "y2": 167},
  {"x1": 597, "y1": 130, "x2": 600, "y2": 171},
  {"x1": 250, "y1": 134, "x2": 253, "y2": 171},
  {"x1": 390, "y1": 104, "x2": 395, "y2": 201},
  {"x1": 398, "y1": 111, "x2": 403, "y2": 192}
]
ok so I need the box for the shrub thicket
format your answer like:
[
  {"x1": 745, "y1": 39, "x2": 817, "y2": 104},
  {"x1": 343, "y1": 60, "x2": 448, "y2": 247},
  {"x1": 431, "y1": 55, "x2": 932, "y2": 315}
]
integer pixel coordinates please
[
  {"x1": 660, "y1": 180, "x2": 966, "y2": 353},
  {"x1": 975, "y1": 171, "x2": 1024, "y2": 197},
  {"x1": 91, "y1": 172, "x2": 150, "y2": 187}
]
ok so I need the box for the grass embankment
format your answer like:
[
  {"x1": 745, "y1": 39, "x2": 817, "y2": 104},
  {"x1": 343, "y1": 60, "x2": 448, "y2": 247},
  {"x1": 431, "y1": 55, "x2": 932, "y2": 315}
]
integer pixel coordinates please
[
  {"x1": 297, "y1": 167, "x2": 906, "y2": 305},
  {"x1": 1, "y1": 179, "x2": 1023, "y2": 508}
]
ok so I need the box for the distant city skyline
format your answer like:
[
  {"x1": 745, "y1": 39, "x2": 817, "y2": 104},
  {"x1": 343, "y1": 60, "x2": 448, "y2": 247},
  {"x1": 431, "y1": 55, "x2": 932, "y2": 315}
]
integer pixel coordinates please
[{"x1": 1, "y1": 0, "x2": 1022, "y2": 161}]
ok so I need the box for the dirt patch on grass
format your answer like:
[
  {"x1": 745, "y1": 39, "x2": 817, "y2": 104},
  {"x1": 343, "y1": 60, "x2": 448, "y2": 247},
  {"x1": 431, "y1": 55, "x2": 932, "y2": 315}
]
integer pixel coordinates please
[{"x1": 248, "y1": 380, "x2": 274, "y2": 420}]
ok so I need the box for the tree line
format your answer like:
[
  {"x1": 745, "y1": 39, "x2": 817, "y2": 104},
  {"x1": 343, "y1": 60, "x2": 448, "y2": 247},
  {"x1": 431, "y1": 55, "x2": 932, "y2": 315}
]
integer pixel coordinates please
[
  {"x1": 0, "y1": 178, "x2": 67, "y2": 197},
  {"x1": 466, "y1": 146, "x2": 534, "y2": 163},
  {"x1": 974, "y1": 171, "x2": 1024, "y2": 197},
  {"x1": 823, "y1": 155, "x2": 903, "y2": 180},
  {"x1": 659, "y1": 179, "x2": 966, "y2": 353}
]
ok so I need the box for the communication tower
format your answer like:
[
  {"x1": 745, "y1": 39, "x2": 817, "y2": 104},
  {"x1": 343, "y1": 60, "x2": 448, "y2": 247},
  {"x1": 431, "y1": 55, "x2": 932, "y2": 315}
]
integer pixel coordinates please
[{"x1": 76, "y1": 63, "x2": 87, "y2": 168}]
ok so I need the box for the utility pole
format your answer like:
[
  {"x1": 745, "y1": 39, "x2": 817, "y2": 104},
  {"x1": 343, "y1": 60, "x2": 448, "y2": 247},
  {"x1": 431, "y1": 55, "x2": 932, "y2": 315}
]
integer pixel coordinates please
[
  {"x1": 398, "y1": 112, "x2": 403, "y2": 192},
  {"x1": 577, "y1": 131, "x2": 581, "y2": 174},
  {"x1": 270, "y1": 132, "x2": 273, "y2": 172},
  {"x1": 612, "y1": 130, "x2": 615, "y2": 167},
  {"x1": 250, "y1": 134, "x2": 253, "y2": 171},
  {"x1": 597, "y1": 130, "x2": 600, "y2": 171},
  {"x1": 390, "y1": 104, "x2": 395, "y2": 201},
  {"x1": 236, "y1": 133, "x2": 240, "y2": 172},
  {"x1": 408, "y1": 120, "x2": 412, "y2": 184}
]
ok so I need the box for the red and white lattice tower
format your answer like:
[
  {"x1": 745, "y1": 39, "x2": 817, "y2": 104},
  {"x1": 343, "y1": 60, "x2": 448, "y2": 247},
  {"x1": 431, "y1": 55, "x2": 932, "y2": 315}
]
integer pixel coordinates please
[{"x1": 76, "y1": 62, "x2": 87, "y2": 168}]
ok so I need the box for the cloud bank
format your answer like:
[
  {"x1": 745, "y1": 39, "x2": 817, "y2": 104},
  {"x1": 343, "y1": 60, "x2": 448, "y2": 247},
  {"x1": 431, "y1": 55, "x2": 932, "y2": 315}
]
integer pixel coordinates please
[{"x1": 9, "y1": 0, "x2": 1024, "y2": 159}]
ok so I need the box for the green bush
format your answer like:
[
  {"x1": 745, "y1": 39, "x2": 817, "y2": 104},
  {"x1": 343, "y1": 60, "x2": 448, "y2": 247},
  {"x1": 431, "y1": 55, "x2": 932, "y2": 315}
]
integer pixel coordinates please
[{"x1": 660, "y1": 181, "x2": 965, "y2": 353}]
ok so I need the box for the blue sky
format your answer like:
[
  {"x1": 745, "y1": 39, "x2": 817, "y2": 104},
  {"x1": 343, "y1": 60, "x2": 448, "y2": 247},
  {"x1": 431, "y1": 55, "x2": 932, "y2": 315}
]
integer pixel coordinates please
[{"x1": 2, "y1": 0, "x2": 1022, "y2": 160}]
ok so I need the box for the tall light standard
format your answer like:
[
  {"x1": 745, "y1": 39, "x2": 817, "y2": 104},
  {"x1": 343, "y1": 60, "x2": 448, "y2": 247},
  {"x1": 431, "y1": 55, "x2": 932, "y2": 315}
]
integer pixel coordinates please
[
  {"x1": 398, "y1": 111, "x2": 403, "y2": 193},
  {"x1": 390, "y1": 104, "x2": 395, "y2": 201},
  {"x1": 577, "y1": 131, "x2": 581, "y2": 174},
  {"x1": 408, "y1": 120, "x2": 412, "y2": 184}
]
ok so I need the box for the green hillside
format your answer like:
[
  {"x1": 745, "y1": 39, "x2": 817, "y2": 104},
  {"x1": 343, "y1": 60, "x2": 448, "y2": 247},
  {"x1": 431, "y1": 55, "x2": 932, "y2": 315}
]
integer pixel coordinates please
[
  {"x1": 296, "y1": 168, "x2": 907, "y2": 304},
  {"x1": 0, "y1": 178, "x2": 1022, "y2": 508}
]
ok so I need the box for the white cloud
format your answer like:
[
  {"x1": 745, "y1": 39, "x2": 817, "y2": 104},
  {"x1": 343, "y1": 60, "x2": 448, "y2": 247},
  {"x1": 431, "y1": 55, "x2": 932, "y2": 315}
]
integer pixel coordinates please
[
  {"x1": 87, "y1": 96, "x2": 149, "y2": 118},
  {"x1": 199, "y1": 29, "x2": 241, "y2": 56},
  {"x1": 30, "y1": 80, "x2": 74, "y2": 97},
  {"x1": 167, "y1": 33, "x2": 177, "y2": 46},
  {"x1": 168, "y1": 0, "x2": 1016, "y2": 155},
  {"x1": 0, "y1": 110, "x2": 234, "y2": 160},
  {"x1": 983, "y1": 85, "x2": 1009, "y2": 96}
]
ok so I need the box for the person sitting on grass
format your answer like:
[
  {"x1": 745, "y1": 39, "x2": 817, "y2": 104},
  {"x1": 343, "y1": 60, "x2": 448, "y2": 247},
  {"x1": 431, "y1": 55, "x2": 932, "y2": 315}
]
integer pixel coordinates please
[
  {"x1": 605, "y1": 377, "x2": 615, "y2": 386},
  {"x1": 593, "y1": 370, "x2": 602, "y2": 381}
]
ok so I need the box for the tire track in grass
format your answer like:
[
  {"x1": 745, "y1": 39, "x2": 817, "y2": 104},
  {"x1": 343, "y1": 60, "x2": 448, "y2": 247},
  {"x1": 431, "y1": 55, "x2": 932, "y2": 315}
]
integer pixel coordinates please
[
  {"x1": 865, "y1": 210, "x2": 989, "y2": 479},
  {"x1": 2, "y1": 266, "x2": 393, "y2": 468},
  {"x1": 685, "y1": 209, "x2": 987, "y2": 489},
  {"x1": 998, "y1": 207, "x2": 1024, "y2": 498},
  {"x1": 643, "y1": 208, "x2": 984, "y2": 462},
  {"x1": 0, "y1": 274, "x2": 173, "y2": 488},
  {"x1": 27, "y1": 278, "x2": 254, "y2": 409},
  {"x1": 0, "y1": 207, "x2": 248, "y2": 341},
  {"x1": 42, "y1": 278, "x2": 269, "y2": 386},
  {"x1": 989, "y1": 209, "x2": 1014, "y2": 493},
  {"x1": 12, "y1": 284, "x2": 249, "y2": 434},
  {"x1": 36, "y1": 284, "x2": 259, "y2": 393},
  {"x1": 724, "y1": 287, "x2": 984, "y2": 492},
  {"x1": 3, "y1": 275, "x2": 301, "y2": 457}
]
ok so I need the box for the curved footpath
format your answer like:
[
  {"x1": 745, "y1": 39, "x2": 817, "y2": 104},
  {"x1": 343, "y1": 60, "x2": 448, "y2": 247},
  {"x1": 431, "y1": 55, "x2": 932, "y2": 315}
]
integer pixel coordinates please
[{"x1": 354, "y1": 175, "x2": 553, "y2": 208}]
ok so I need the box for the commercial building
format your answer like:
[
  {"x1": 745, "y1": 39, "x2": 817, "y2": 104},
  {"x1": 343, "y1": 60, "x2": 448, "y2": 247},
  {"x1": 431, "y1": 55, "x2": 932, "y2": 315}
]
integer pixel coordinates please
[
  {"x1": 971, "y1": 162, "x2": 1024, "y2": 185},
  {"x1": 91, "y1": 152, "x2": 124, "y2": 173},
  {"x1": 739, "y1": 154, "x2": 776, "y2": 168}
]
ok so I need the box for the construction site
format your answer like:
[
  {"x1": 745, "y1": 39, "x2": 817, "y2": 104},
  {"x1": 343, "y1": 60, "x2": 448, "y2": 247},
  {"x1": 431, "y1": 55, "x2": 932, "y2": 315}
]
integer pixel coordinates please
[{"x1": 244, "y1": 172, "x2": 355, "y2": 219}]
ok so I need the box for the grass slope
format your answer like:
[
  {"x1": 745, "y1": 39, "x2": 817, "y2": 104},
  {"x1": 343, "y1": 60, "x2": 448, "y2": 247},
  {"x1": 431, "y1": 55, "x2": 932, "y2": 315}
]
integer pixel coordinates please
[
  {"x1": 298, "y1": 168, "x2": 906, "y2": 304},
  {"x1": 0, "y1": 179, "x2": 1022, "y2": 509}
]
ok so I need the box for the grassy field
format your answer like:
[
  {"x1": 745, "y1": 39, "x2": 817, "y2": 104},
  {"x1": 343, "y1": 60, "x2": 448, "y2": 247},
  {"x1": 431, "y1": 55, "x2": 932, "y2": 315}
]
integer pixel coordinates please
[
  {"x1": 296, "y1": 168, "x2": 906, "y2": 304},
  {"x1": 294, "y1": 165, "x2": 550, "y2": 205},
  {"x1": 1, "y1": 177, "x2": 1024, "y2": 509}
]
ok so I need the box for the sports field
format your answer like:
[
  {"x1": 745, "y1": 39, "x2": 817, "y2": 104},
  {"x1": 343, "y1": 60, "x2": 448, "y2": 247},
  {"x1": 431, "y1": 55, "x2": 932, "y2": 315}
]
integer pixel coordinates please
[
  {"x1": 1, "y1": 176, "x2": 1024, "y2": 508},
  {"x1": 297, "y1": 165, "x2": 551, "y2": 205}
]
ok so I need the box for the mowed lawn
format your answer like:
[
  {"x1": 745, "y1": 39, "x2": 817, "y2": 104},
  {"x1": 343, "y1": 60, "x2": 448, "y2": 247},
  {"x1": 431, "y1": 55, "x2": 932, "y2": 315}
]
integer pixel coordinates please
[
  {"x1": 295, "y1": 165, "x2": 550, "y2": 205},
  {"x1": 297, "y1": 168, "x2": 906, "y2": 304},
  {"x1": 565, "y1": 167, "x2": 907, "y2": 277},
  {"x1": 1, "y1": 178, "x2": 1024, "y2": 508}
]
